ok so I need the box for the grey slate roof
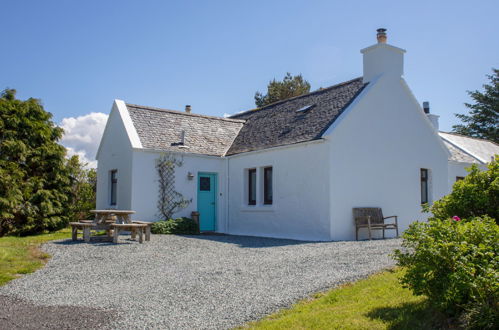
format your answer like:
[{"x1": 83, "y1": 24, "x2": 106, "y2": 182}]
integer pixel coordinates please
[
  {"x1": 127, "y1": 104, "x2": 245, "y2": 157},
  {"x1": 439, "y1": 132, "x2": 499, "y2": 164},
  {"x1": 226, "y1": 78, "x2": 367, "y2": 155},
  {"x1": 441, "y1": 140, "x2": 479, "y2": 163}
]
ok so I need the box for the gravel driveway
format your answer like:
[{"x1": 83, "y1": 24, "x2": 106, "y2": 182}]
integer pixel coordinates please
[{"x1": 0, "y1": 235, "x2": 400, "y2": 329}]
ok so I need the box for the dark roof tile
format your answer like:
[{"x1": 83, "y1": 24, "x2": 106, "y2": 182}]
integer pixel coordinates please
[{"x1": 226, "y1": 78, "x2": 367, "y2": 155}]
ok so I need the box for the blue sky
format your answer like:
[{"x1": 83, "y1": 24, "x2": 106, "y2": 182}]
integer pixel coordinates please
[{"x1": 1, "y1": 1, "x2": 498, "y2": 141}]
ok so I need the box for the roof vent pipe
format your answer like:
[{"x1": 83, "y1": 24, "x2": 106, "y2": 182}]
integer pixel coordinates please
[
  {"x1": 180, "y1": 130, "x2": 185, "y2": 145},
  {"x1": 185, "y1": 105, "x2": 191, "y2": 113},
  {"x1": 423, "y1": 101, "x2": 430, "y2": 114},
  {"x1": 376, "y1": 28, "x2": 387, "y2": 44}
]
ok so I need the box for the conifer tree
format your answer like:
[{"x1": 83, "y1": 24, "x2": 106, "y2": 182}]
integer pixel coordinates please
[
  {"x1": 453, "y1": 68, "x2": 498, "y2": 143},
  {"x1": 254, "y1": 72, "x2": 311, "y2": 108}
]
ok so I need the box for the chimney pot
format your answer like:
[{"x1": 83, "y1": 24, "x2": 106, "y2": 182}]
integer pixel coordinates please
[
  {"x1": 185, "y1": 105, "x2": 191, "y2": 113},
  {"x1": 424, "y1": 101, "x2": 440, "y2": 130},
  {"x1": 423, "y1": 101, "x2": 430, "y2": 114},
  {"x1": 376, "y1": 28, "x2": 387, "y2": 44}
]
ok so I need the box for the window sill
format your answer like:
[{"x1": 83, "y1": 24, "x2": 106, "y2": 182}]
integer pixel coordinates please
[{"x1": 240, "y1": 206, "x2": 275, "y2": 212}]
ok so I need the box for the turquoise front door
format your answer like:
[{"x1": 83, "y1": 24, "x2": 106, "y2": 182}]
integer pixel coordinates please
[{"x1": 197, "y1": 173, "x2": 217, "y2": 231}]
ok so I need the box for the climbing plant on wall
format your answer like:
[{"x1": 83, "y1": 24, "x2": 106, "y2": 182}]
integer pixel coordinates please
[{"x1": 156, "y1": 153, "x2": 191, "y2": 220}]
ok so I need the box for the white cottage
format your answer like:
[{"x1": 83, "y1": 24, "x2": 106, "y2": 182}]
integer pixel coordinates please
[{"x1": 96, "y1": 29, "x2": 498, "y2": 241}]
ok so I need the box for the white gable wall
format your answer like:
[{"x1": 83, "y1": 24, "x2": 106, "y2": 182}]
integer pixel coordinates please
[
  {"x1": 130, "y1": 150, "x2": 228, "y2": 230},
  {"x1": 96, "y1": 102, "x2": 134, "y2": 210},
  {"x1": 447, "y1": 161, "x2": 487, "y2": 193},
  {"x1": 325, "y1": 74, "x2": 449, "y2": 241},
  {"x1": 226, "y1": 141, "x2": 331, "y2": 241}
]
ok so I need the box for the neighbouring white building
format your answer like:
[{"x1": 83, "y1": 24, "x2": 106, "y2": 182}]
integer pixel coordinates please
[{"x1": 96, "y1": 29, "x2": 499, "y2": 241}]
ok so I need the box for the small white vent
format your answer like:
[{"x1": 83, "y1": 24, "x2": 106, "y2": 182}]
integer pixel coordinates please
[{"x1": 297, "y1": 104, "x2": 314, "y2": 112}]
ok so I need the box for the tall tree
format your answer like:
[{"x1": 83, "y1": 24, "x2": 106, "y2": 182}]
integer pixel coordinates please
[
  {"x1": 453, "y1": 68, "x2": 499, "y2": 143},
  {"x1": 0, "y1": 89, "x2": 72, "y2": 236},
  {"x1": 66, "y1": 155, "x2": 97, "y2": 221},
  {"x1": 254, "y1": 72, "x2": 311, "y2": 108}
]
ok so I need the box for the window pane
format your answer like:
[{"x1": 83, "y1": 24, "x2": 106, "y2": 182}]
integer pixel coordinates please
[
  {"x1": 248, "y1": 169, "x2": 256, "y2": 205},
  {"x1": 200, "y1": 177, "x2": 210, "y2": 191},
  {"x1": 421, "y1": 181, "x2": 427, "y2": 204},
  {"x1": 420, "y1": 169, "x2": 428, "y2": 204},
  {"x1": 110, "y1": 170, "x2": 117, "y2": 205},
  {"x1": 264, "y1": 167, "x2": 273, "y2": 205}
]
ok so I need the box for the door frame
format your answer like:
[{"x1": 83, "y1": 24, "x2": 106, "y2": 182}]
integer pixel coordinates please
[{"x1": 197, "y1": 172, "x2": 218, "y2": 231}]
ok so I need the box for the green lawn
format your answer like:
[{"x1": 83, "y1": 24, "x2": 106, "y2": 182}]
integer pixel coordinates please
[
  {"x1": 0, "y1": 228, "x2": 71, "y2": 286},
  {"x1": 244, "y1": 268, "x2": 446, "y2": 330}
]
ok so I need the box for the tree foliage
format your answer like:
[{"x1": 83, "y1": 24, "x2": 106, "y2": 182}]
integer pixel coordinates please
[
  {"x1": 156, "y1": 154, "x2": 191, "y2": 220},
  {"x1": 394, "y1": 216, "x2": 498, "y2": 329},
  {"x1": 0, "y1": 89, "x2": 72, "y2": 236},
  {"x1": 66, "y1": 155, "x2": 97, "y2": 221},
  {"x1": 254, "y1": 72, "x2": 311, "y2": 108},
  {"x1": 395, "y1": 159, "x2": 499, "y2": 328},
  {"x1": 428, "y1": 157, "x2": 498, "y2": 222},
  {"x1": 453, "y1": 68, "x2": 499, "y2": 143}
]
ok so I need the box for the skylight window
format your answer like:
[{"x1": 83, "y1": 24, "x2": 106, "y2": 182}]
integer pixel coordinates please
[{"x1": 296, "y1": 104, "x2": 314, "y2": 112}]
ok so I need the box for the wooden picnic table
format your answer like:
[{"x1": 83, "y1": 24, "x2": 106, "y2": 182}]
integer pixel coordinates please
[
  {"x1": 71, "y1": 210, "x2": 151, "y2": 244},
  {"x1": 89, "y1": 210, "x2": 136, "y2": 225}
]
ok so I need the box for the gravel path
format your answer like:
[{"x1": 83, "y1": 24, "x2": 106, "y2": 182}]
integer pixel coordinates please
[{"x1": 0, "y1": 235, "x2": 400, "y2": 329}]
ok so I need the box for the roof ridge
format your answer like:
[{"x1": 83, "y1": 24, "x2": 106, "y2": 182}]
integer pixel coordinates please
[
  {"x1": 126, "y1": 103, "x2": 246, "y2": 123},
  {"x1": 439, "y1": 131, "x2": 499, "y2": 147},
  {"x1": 229, "y1": 77, "x2": 364, "y2": 118}
]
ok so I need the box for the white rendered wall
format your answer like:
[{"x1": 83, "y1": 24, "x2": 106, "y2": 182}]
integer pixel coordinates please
[
  {"x1": 227, "y1": 141, "x2": 331, "y2": 241},
  {"x1": 130, "y1": 150, "x2": 227, "y2": 231},
  {"x1": 361, "y1": 43, "x2": 405, "y2": 83},
  {"x1": 96, "y1": 103, "x2": 134, "y2": 210},
  {"x1": 325, "y1": 74, "x2": 449, "y2": 241}
]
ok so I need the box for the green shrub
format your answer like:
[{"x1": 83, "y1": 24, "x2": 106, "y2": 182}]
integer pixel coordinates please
[
  {"x1": 394, "y1": 216, "x2": 499, "y2": 329},
  {"x1": 151, "y1": 217, "x2": 199, "y2": 235},
  {"x1": 428, "y1": 157, "x2": 498, "y2": 222}
]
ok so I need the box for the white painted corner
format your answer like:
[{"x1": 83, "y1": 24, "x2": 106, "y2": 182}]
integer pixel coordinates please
[{"x1": 115, "y1": 99, "x2": 143, "y2": 149}]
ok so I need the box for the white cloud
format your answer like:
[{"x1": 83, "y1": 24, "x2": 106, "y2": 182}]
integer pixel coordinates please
[{"x1": 59, "y1": 112, "x2": 108, "y2": 168}]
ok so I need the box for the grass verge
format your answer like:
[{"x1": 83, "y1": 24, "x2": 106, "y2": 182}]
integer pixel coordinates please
[
  {"x1": 0, "y1": 228, "x2": 71, "y2": 286},
  {"x1": 244, "y1": 268, "x2": 447, "y2": 330}
]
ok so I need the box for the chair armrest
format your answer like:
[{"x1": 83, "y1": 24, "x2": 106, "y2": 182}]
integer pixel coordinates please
[{"x1": 383, "y1": 215, "x2": 398, "y2": 225}]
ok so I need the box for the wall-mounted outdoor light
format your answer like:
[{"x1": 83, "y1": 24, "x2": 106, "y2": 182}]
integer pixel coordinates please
[{"x1": 187, "y1": 172, "x2": 195, "y2": 180}]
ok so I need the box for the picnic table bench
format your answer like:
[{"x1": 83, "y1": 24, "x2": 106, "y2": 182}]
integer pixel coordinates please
[
  {"x1": 110, "y1": 223, "x2": 148, "y2": 244},
  {"x1": 69, "y1": 222, "x2": 96, "y2": 242},
  {"x1": 132, "y1": 221, "x2": 153, "y2": 241}
]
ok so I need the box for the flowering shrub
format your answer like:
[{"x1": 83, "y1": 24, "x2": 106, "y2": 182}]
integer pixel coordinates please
[
  {"x1": 428, "y1": 157, "x2": 498, "y2": 222},
  {"x1": 393, "y1": 216, "x2": 498, "y2": 328}
]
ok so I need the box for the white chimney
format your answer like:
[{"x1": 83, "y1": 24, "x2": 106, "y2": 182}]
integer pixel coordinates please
[
  {"x1": 185, "y1": 105, "x2": 191, "y2": 113},
  {"x1": 361, "y1": 28, "x2": 406, "y2": 83},
  {"x1": 423, "y1": 101, "x2": 439, "y2": 130}
]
